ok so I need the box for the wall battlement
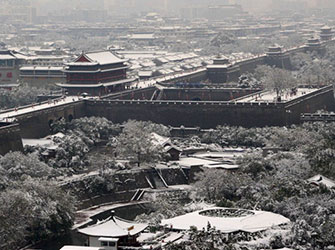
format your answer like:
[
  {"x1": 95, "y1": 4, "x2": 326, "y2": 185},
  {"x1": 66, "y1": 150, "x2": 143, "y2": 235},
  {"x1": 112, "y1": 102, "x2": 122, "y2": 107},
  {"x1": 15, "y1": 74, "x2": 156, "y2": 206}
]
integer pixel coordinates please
[
  {"x1": 1, "y1": 39, "x2": 335, "y2": 155},
  {"x1": 84, "y1": 85, "x2": 334, "y2": 128}
]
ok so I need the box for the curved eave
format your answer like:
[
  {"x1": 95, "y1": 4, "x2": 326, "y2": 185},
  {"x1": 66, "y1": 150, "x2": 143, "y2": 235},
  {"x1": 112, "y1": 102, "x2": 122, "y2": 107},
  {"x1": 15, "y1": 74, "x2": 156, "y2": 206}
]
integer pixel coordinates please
[
  {"x1": 56, "y1": 83, "x2": 103, "y2": 88},
  {"x1": 63, "y1": 66, "x2": 129, "y2": 74}
]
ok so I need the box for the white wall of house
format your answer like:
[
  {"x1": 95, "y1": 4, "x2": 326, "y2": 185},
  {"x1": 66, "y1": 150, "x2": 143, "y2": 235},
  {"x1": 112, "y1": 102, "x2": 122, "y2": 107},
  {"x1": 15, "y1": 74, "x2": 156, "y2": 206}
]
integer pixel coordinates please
[{"x1": 89, "y1": 236, "x2": 118, "y2": 250}]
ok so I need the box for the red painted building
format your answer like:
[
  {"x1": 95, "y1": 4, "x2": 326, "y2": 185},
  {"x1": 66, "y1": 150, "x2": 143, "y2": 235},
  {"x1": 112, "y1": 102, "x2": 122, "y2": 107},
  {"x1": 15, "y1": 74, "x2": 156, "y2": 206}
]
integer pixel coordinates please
[{"x1": 58, "y1": 51, "x2": 135, "y2": 96}]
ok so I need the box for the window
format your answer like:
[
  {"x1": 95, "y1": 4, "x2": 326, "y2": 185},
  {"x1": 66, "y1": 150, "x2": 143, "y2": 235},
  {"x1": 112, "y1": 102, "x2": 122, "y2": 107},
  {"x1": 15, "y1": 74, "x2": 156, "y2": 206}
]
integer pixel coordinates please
[
  {"x1": 7, "y1": 72, "x2": 12, "y2": 78},
  {"x1": 7, "y1": 60, "x2": 13, "y2": 67},
  {"x1": 101, "y1": 241, "x2": 108, "y2": 247},
  {"x1": 109, "y1": 242, "x2": 116, "y2": 247}
]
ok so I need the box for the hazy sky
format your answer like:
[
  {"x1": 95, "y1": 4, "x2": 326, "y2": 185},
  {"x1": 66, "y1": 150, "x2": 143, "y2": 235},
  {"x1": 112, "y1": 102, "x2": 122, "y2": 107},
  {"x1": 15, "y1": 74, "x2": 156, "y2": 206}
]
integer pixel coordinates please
[{"x1": 3, "y1": 0, "x2": 335, "y2": 16}]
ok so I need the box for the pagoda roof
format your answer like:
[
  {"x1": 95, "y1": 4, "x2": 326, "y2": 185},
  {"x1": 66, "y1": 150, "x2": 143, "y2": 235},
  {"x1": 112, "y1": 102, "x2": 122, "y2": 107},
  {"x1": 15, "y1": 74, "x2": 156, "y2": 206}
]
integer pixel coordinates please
[
  {"x1": 69, "y1": 51, "x2": 127, "y2": 66},
  {"x1": 321, "y1": 25, "x2": 331, "y2": 30},
  {"x1": 78, "y1": 216, "x2": 148, "y2": 238}
]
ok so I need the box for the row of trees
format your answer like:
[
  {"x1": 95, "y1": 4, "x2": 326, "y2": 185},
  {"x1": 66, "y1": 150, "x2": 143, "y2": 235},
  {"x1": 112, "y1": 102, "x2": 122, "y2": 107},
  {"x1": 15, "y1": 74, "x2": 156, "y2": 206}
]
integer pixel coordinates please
[
  {"x1": 163, "y1": 122, "x2": 335, "y2": 249},
  {"x1": 0, "y1": 152, "x2": 75, "y2": 249},
  {"x1": 202, "y1": 122, "x2": 335, "y2": 178},
  {"x1": 0, "y1": 84, "x2": 48, "y2": 110},
  {"x1": 26, "y1": 118, "x2": 172, "y2": 174}
]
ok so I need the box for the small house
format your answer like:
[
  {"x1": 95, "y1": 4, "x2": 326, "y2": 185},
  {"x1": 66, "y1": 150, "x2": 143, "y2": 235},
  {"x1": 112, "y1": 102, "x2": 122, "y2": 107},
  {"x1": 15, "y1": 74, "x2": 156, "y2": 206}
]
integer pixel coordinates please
[{"x1": 77, "y1": 213, "x2": 148, "y2": 249}]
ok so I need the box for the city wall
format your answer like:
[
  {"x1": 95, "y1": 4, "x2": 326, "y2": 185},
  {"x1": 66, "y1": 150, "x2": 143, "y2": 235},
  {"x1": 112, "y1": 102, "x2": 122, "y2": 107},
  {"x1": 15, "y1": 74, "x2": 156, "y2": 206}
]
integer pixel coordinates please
[
  {"x1": 15, "y1": 100, "x2": 86, "y2": 138},
  {"x1": 86, "y1": 99, "x2": 287, "y2": 128},
  {"x1": 208, "y1": 40, "x2": 335, "y2": 84},
  {"x1": 103, "y1": 86, "x2": 157, "y2": 100},
  {"x1": 0, "y1": 123, "x2": 23, "y2": 155},
  {"x1": 86, "y1": 86, "x2": 334, "y2": 128},
  {"x1": 237, "y1": 56, "x2": 266, "y2": 74},
  {"x1": 2, "y1": 40, "x2": 335, "y2": 155},
  {"x1": 159, "y1": 68, "x2": 208, "y2": 84},
  {"x1": 285, "y1": 85, "x2": 335, "y2": 124}
]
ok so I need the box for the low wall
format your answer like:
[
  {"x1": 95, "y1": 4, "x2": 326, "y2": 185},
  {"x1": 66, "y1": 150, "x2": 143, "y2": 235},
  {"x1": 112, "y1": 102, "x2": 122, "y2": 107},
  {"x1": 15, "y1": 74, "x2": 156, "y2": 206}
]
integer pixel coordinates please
[
  {"x1": 86, "y1": 99, "x2": 287, "y2": 128},
  {"x1": 85, "y1": 86, "x2": 335, "y2": 128},
  {"x1": 285, "y1": 85, "x2": 335, "y2": 124},
  {"x1": 0, "y1": 123, "x2": 23, "y2": 155},
  {"x1": 62, "y1": 167, "x2": 189, "y2": 209},
  {"x1": 16, "y1": 100, "x2": 87, "y2": 138}
]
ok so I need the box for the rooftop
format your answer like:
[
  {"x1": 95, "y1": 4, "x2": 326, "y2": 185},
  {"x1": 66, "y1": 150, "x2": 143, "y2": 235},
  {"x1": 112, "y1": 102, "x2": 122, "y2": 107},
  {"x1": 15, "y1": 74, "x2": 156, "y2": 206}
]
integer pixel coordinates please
[
  {"x1": 308, "y1": 174, "x2": 335, "y2": 188},
  {"x1": 68, "y1": 51, "x2": 126, "y2": 66},
  {"x1": 78, "y1": 216, "x2": 148, "y2": 238},
  {"x1": 60, "y1": 247, "x2": 100, "y2": 250},
  {"x1": 162, "y1": 207, "x2": 290, "y2": 233}
]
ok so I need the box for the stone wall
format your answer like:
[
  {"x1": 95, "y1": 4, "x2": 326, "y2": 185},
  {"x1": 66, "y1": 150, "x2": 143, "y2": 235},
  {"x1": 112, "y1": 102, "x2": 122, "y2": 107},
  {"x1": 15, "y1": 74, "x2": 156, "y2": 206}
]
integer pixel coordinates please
[
  {"x1": 85, "y1": 86, "x2": 334, "y2": 128},
  {"x1": 63, "y1": 167, "x2": 189, "y2": 209},
  {"x1": 160, "y1": 68, "x2": 208, "y2": 85},
  {"x1": 0, "y1": 123, "x2": 23, "y2": 155},
  {"x1": 104, "y1": 87, "x2": 157, "y2": 100},
  {"x1": 16, "y1": 100, "x2": 87, "y2": 138},
  {"x1": 237, "y1": 56, "x2": 266, "y2": 74},
  {"x1": 86, "y1": 99, "x2": 287, "y2": 128},
  {"x1": 284, "y1": 85, "x2": 335, "y2": 124}
]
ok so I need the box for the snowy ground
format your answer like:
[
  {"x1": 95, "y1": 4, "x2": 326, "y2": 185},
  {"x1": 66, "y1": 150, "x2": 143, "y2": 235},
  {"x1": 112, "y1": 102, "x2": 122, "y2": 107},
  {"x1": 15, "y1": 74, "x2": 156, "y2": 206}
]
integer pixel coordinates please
[
  {"x1": 176, "y1": 148, "x2": 248, "y2": 169},
  {"x1": 236, "y1": 88, "x2": 318, "y2": 103}
]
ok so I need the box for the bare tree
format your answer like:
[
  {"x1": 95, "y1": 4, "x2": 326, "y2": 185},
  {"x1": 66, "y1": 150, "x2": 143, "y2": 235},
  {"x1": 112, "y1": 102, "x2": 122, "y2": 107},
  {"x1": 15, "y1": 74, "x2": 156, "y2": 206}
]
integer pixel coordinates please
[{"x1": 254, "y1": 65, "x2": 297, "y2": 99}]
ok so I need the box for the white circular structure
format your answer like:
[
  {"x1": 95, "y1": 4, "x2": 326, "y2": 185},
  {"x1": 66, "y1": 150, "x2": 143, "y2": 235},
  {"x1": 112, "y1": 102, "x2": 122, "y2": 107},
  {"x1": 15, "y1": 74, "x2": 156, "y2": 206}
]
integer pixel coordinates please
[{"x1": 162, "y1": 207, "x2": 290, "y2": 233}]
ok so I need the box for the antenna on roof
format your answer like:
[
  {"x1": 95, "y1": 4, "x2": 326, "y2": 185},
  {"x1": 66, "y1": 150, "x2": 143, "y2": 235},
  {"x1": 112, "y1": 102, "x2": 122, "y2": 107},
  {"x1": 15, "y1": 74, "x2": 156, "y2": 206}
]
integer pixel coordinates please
[{"x1": 111, "y1": 210, "x2": 116, "y2": 222}]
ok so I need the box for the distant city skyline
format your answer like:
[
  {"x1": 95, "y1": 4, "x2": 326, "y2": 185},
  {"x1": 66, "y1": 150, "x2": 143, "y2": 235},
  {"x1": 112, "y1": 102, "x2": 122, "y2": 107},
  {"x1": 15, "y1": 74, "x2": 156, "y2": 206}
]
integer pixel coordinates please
[{"x1": 1, "y1": 0, "x2": 335, "y2": 19}]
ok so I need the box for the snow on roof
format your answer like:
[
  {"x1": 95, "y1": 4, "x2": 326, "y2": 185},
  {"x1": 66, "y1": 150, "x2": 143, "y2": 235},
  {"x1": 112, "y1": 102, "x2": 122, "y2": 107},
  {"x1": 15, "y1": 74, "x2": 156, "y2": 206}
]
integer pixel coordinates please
[
  {"x1": 20, "y1": 66, "x2": 64, "y2": 71},
  {"x1": 60, "y1": 246, "x2": 100, "y2": 250},
  {"x1": 78, "y1": 216, "x2": 148, "y2": 238},
  {"x1": 162, "y1": 207, "x2": 290, "y2": 233},
  {"x1": 156, "y1": 57, "x2": 169, "y2": 63},
  {"x1": 98, "y1": 237, "x2": 119, "y2": 242},
  {"x1": 151, "y1": 132, "x2": 170, "y2": 146},
  {"x1": 130, "y1": 34, "x2": 156, "y2": 40},
  {"x1": 66, "y1": 62, "x2": 98, "y2": 66},
  {"x1": 11, "y1": 52, "x2": 28, "y2": 60},
  {"x1": 84, "y1": 51, "x2": 126, "y2": 65},
  {"x1": 307, "y1": 174, "x2": 335, "y2": 188},
  {"x1": 57, "y1": 83, "x2": 103, "y2": 88},
  {"x1": 178, "y1": 157, "x2": 215, "y2": 167},
  {"x1": 22, "y1": 138, "x2": 58, "y2": 150},
  {"x1": 0, "y1": 54, "x2": 16, "y2": 60},
  {"x1": 139, "y1": 71, "x2": 153, "y2": 77},
  {"x1": 178, "y1": 156, "x2": 238, "y2": 169}
]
